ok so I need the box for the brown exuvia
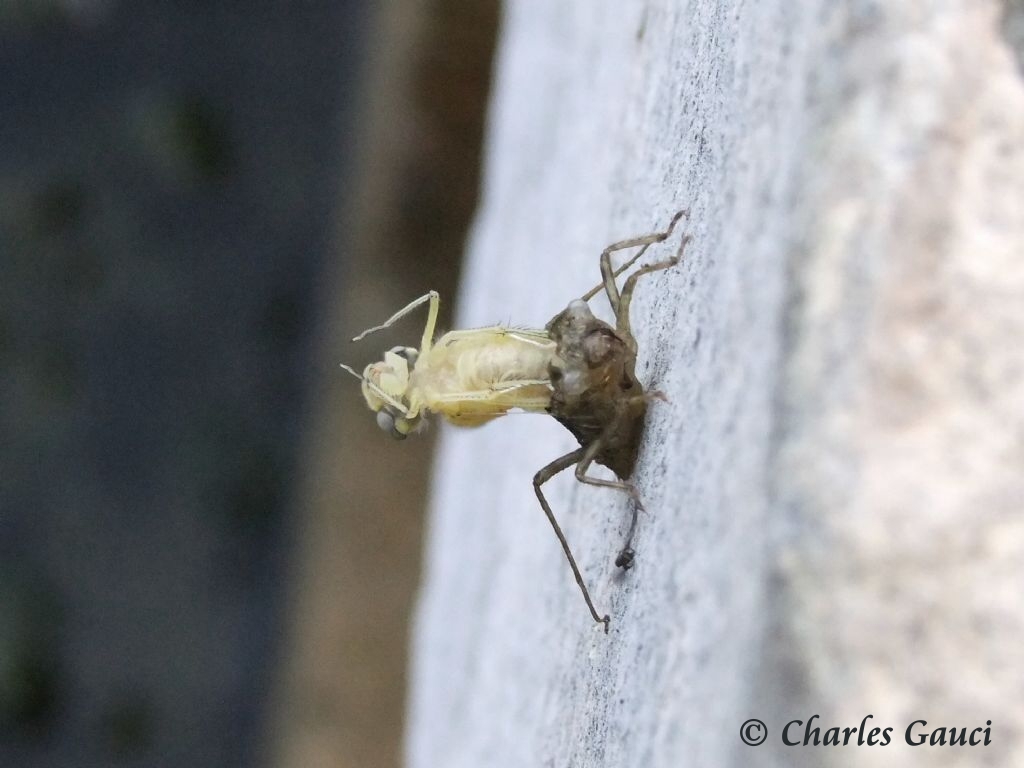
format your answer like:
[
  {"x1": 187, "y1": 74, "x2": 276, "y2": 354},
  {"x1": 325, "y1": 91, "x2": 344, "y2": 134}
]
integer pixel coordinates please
[
  {"x1": 535, "y1": 209, "x2": 689, "y2": 631},
  {"x1": 344, "y1": 210, "x2": 690, "y2": 631}
]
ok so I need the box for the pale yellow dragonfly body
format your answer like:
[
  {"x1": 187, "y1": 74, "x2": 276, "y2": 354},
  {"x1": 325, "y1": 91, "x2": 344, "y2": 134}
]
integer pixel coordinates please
[{"x1": 342, "y1": 291, "x2": 555, "y2": 436}]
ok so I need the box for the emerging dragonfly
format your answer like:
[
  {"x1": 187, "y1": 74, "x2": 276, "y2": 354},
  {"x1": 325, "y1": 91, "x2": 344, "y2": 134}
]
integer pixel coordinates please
[{"x1": 342, "y1": 210, "x2": 690, "y2": 631}]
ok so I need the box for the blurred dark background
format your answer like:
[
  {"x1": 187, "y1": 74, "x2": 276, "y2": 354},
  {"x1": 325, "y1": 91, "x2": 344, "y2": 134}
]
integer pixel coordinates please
[{"x1": 0, "y1": 2, "x2": 498, "y2": 767}]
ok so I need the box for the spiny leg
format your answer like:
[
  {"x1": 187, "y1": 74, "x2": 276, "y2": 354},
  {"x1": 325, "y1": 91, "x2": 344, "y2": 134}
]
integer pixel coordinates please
[
  {"x1": 438, "y1": 327, "x2": 551, "y2": 348},
  {"x1": 432, "y1": 380, "x2": 551, "y2": 401},
  {"x1": 533, "y1": 447, "x2": 610, "y2": 632},
  {"x1": 572, "y1": 428, "x2": 644, "y2": 570},
  {"x1": 351, "y1": 290, "x2": 440, "y2": 355},
  {"x1": 614, "y1": 237, "x2": 689, "y2": 342},
  {"x1": 432, "y1": 382, "x2": 552, "y2": 416},
  {"x1": 580, "y1": 241, "x2": 654, "y2": 302},
  {"x1": 583, "y1": 209, "x2": 686, "y2": 303},
  {"x1": 593, "y1": 209, "x2": 689, "y2": 314},
  {"x1": 573, "y1": 434, "x2": 644, "y2": 507}
]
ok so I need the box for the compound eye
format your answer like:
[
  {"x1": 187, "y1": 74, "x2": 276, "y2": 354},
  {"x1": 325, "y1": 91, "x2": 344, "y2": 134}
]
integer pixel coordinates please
[
  {"x1": 376, "y1": 408, "x2": 406, "y2": 440},
  {"x1": 393, "y1": 346, "x2": 419, "y2": 367}
]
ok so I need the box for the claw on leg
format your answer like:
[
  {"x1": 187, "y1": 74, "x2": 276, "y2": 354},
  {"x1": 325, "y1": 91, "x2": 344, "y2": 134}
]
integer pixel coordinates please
[{"x1": 615, "y1": 547, "x2": 636, "y2": 570}]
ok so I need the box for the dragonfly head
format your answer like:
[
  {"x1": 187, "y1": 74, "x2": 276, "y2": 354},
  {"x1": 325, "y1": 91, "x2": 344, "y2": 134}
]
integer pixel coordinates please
[{"x1": 343, "y1": 346, "x2": 424, "y2": 439}]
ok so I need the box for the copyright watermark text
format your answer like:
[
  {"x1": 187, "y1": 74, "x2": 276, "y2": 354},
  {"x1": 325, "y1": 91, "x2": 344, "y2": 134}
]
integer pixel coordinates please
[{"x1": 740, "y1": 715, "x2": 993, "y2": 747}]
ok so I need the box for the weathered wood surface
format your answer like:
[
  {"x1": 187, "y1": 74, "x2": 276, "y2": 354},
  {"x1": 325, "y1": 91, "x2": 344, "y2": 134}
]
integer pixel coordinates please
[{"x1": 407, "y1": 2, "x2": 1024, "y2": 767}]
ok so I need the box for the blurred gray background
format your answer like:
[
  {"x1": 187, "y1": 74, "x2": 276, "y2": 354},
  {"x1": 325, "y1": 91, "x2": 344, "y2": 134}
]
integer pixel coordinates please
[{"x1": 0, "y1": 2, "x2": 497, "y2": 767}]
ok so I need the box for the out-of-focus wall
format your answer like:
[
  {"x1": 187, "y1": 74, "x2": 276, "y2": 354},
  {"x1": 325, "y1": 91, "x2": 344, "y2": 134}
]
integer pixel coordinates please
[{"x1": 405, "y1": 3, "x2": 1024, "y2": 767}]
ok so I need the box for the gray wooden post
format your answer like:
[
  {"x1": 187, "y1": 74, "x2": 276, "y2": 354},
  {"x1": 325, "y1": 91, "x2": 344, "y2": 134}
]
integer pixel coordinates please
[{"x1": 406, "y1": 2, "x2": 1024, "y2": 766}]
